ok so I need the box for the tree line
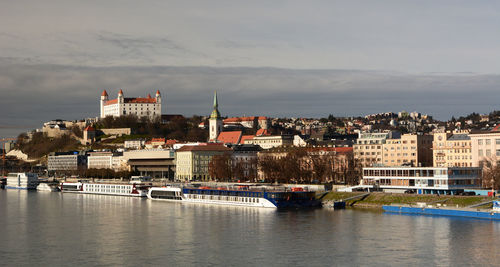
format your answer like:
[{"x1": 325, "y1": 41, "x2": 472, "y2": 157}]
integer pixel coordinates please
[
  {"x1": 96, "y1": 114, "x2": 208, "y2": 142},
  {"x1": 208, "y1": 148, "x2": 361, "y2": 185}
]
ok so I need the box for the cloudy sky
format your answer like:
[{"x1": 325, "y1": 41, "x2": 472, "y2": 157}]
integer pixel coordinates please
[{"x1": 2, "y1": 1, "x2": 500, "y2": 137}]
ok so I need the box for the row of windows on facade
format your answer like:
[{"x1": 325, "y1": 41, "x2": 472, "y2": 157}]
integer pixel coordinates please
[
  {"x1": 435, "y1": 142, "x2": 470, "y2": 147},
  {"x1": 435, "y1": 155, "x2": 472, "y2": 160},
  {"x1": 359, "y1": 158, "x2": 382, "y2": 162},
  {"x1": 122, "y1": 107, "x2": 157, "y2": 111},
  {"x1": 356, "y1": 145, "x2": 381, "y2": 150},
  {"x1": 355, "y1": 152, "x2": 381, "y2": 156},
  {"x1": 478, "y1": 149, "x2": 500, "y2": 157},
  {"x1": 384, "y1": 159, "x2": 413, "y2": 163},
  {"x1": 364, "y1": 168, "x2": 478, "y2": 177},
  {"x1": 435, "y1": 163, "x2": 473, "y2": 167},
  {"x1": 253, "y1": 140, "x2": 282, "y2": 143},
  {"x1": 477, "y1": 139, "x2": 500, "y2": 145},
  {"x1": 363, "y1": 178, "x2": 477, "y2": 186},
  {"x1": 434, "y1": 149, "x2": 471, "y2": 153},
  {"x1": 387, "y1": 140, "x2": 419, "y2": 144},
  {"x1": 384, "y1": 146, "x2": 417, "y2": 151},
  {"x1": 357, "y1": 139, "x2": 426, "y2": 145},
  {"x1": 384, "y1": 153, "x2": 417, "y2": 157}
]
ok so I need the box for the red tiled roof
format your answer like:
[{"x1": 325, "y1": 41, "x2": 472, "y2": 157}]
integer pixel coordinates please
[
  {"x1": 177, "y1": 144, "x2": 232, "y2": 152},
  {"x1": 105, "y1": 97, "x2": 158, "y2": 105},
  {"x1": 147, "y1": 94, "x2": 152, "y2": 98},
  {"x1": 240, "y1": 135, "x2": 255, "y2": 144},
  {"x1": 118, "y1": 89, "x2": 124, "y2": 95},
  {"x1": 151, "y1": 138, "x2": 165, "y2": 143},
  {"x1": 256, "y1": 129, "x2": 271, "y2": 136},
  {"x1": 258, "y1": 116, "x2": 267, "y2": 120},
  {"x1": 105, "y1": 99, "x2": 118, "y2": 105},
  {"x1": 217, "y1": 131, "x2": 242, "y2": 144},
  {"x1": 223, "y1": 116, "x2": 259, "y2": 123},
  {"x1": 492, "y1": 124, "x2": 500, "y2": 132},
  {"x1": 165, "y1": 139, "x2": 178, "y2": 145},
  {"x1": 101, "y1": 90, "x2": 108, "y2": 97},
  {"x1": 156, "y1": 90, "x2": 161, "y2": 95},
  {"x1": 224, "y1": 117, "x2": 242, "y2": 123},
  {"x1": 84, "y1": 126, "x2": 95, "y2": 131},
  {"x1": 124, "y1": 97, "x2": 157, "y2": 104}
]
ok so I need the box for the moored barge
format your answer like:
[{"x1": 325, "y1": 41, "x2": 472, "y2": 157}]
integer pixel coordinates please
[{"x1": 383, "y1": 201, "x2": 500, "y2": 220}]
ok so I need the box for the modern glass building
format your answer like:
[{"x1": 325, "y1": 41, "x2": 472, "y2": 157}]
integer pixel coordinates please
[{"x1": 361, "y1": 166, "x2": 482, "y2": 195}]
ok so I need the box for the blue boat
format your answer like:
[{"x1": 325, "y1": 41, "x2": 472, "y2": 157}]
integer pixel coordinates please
[{"x1": 383, "y1": 201, "x2": 500, "y2": 220}]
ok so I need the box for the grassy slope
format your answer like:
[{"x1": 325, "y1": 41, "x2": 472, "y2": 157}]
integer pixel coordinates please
[{"x1": 322, "y1": 192, "x2": 494, "y2": 208}]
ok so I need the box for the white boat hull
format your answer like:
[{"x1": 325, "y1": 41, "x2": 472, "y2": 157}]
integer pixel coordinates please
[
  {"x1": 60, "y1": 182, "x2": 147, "y2": 197},
  {"x1": 147, "y1": 187, "x2": 277, "y2": 208}
]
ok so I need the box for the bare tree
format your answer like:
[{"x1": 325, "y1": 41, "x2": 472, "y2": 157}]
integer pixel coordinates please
[
  {"x1": 208, "y1": 153, "x2": 232, "y2": 181},
  {"x1": 481, "y1": 160, "x2": 500, "y2": 190}
]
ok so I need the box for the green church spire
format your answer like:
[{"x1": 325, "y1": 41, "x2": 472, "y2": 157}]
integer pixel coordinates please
[{"x1": 210, "y1": 90, "x2": 221, "y2": 118}]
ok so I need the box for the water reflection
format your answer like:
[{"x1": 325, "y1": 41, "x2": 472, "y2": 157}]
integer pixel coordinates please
[{"x1": 2, "y1": 190, "x2": 500, "y2": 266}]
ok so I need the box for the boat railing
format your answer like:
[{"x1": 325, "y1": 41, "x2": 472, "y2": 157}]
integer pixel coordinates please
[{"x1": 182, "y1": 185, "x2": 308, "y2": 193}]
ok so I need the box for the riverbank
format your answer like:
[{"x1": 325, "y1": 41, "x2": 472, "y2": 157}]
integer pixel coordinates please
[{"x1": 321, "y1": 192, "x2": 495, "y2": 209}]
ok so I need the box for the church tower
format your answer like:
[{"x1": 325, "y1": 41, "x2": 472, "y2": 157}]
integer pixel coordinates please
[
  {"x1": 100, "y1": 90, "x2": 109, "y2": 118},
  {"x1": 209, "y1": 91, "x2": 223, "y2": 142}
]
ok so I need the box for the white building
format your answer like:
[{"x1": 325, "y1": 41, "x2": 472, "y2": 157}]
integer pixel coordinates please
[
  {"x1": 243, "y1": 135, "x2": 293, "y2": 149},
  {"x1": 87, "y1": 152, "x2": 125, "y2": 171},
  {"x1": 468, "y1": 130, "x2": 500, "y2": 168},
  {"x1": 124, "y1": 139, "x2": 146, "y2": 149},
  {"x1": 100, "y1": 89, "x2": 162, "y2": 120},
  {"x1": 361, "y1": 166, "x2": 482, "y2": 195},
  {"x1": 48, "y1": 152, "x2": 87, "y2": 172}
]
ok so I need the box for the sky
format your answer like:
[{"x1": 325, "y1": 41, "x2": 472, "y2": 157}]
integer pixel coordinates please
[{"x1": 2, "y1": 1, "x2": 500, "y2": 137}]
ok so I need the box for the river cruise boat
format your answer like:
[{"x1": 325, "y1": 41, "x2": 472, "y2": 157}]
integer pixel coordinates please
[
  {"x1": 147, "y1": 185, "x2": 321, "y2": 208},
  {"x1": 5, "y1": 173, "x2": 39, "y2": 190},
  {"x1": 60, "y1": 181, "x2": 149, "y2": 197}
]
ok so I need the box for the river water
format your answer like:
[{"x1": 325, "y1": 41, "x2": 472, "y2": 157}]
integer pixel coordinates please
[{"x1": 1, "y1": 190, "x2": 500, "y2": 266}]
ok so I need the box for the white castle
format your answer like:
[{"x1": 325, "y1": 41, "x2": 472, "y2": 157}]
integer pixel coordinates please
[{"x1": 100, "y1": 89, "x2": 162, "y2": 120}]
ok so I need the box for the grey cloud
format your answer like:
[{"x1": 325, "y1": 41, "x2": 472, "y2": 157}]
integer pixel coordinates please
[
  {"x1": 2, "y1": 61, "x2": 500, "y2": 138},
  {"x1": 96, "y1": 32, "x2": 206, "y2": 58}
]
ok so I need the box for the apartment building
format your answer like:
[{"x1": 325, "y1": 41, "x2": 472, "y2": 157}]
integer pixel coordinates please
[
  {"x1": 469, "y1": 130, "x2": 500, "y2": 167},
  {"x1": 87, "y1": 151, "x2": 125, "y2": 171},
  {"x1": 48, "y1": 152, "x2": 87, "y2": 172},
  {"x1": 433, "y1": 131, "x2": 472, "y2": 167},
  {"x1": 382, "y1": 133, "x2": 433, "y2": 167},
  {"x1": 175, "y1": 144, "x2": 232, "y2": 181},
  {"x1": 353, "y1": 131, "x2": 400, "y2": 167}
]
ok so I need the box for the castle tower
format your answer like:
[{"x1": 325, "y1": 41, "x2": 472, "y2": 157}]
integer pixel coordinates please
[
  {"x1": 155, "y1": 90, "x2": 161, "y2": 104},
  {"x1": 100, "y1": 90, "x2": 109, "y2": 118},
  {"x1": 118, "y1": 89, "x2": 124, "y2": 116},
  {"x1": 118, "y1": 89, "x2": 124, "y2": 104},
  {"x1": 209, "y1": 91, "x2": 223, "y2": 141}
]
